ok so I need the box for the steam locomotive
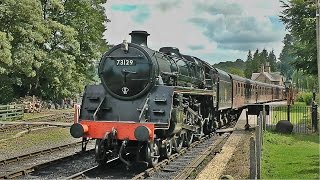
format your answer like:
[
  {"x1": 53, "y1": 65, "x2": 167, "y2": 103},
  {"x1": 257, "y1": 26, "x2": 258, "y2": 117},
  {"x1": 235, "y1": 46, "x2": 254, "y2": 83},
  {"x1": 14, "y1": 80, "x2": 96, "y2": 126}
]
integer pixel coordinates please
[{"x1": 70, "y1": 31, "x2": 284, "y2": 167}]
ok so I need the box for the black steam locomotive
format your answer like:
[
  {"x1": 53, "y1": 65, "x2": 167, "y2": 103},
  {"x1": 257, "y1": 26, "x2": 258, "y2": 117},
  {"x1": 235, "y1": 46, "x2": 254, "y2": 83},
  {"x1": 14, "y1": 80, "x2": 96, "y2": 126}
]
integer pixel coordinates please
[{"x1": 70, "y1": 31, "x2": 284, "y2": 167}]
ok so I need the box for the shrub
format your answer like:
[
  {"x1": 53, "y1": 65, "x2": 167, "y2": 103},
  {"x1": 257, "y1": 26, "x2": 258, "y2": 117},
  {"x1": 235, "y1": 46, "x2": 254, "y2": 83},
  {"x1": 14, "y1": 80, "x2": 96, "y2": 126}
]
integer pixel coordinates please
[
  {"x1": 302, "y1": 92, "x2": 313, "y2": 105},
  {"x1": 295, "y1": 92, "x2": 314, "y2": 105},
  {"x1": 295, "y1": 92, "x2": 304, "y2": 102}
]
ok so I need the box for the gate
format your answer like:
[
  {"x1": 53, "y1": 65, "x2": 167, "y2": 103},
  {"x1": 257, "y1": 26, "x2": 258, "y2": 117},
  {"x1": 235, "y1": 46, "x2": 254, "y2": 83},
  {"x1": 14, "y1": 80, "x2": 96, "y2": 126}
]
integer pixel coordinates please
[{"x1": 266, "y1": 105, "x2": 317, "y2": 133}]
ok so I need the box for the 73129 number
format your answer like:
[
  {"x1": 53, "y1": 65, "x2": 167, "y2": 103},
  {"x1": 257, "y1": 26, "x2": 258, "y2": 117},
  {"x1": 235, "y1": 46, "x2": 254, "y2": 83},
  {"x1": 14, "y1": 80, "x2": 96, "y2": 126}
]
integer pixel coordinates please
[{"x1": 116, "y1": 59, "x2": 136, "y2": 66}]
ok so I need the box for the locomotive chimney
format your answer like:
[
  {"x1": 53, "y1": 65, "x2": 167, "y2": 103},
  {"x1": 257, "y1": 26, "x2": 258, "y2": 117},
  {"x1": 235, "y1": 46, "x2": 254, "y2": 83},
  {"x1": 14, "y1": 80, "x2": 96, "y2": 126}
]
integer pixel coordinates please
[{"x1": 129, "y1": 30, "x2": 150, "y2": 47}]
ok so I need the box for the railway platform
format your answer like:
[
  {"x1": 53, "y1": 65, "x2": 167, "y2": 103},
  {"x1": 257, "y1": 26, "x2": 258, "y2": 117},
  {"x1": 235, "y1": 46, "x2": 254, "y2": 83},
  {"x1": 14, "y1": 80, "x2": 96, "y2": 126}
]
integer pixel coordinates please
[{"x1": 196, "y1": 108, "x2": 257, "y2": 180}]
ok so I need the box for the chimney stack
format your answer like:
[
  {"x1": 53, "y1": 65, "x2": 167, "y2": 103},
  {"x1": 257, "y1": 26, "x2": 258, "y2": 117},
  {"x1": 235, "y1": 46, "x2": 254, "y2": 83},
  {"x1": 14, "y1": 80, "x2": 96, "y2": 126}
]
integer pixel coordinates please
[
  {"x1": 265, "y1": 62, "x2": 271, "y2": 72},
  {"x1": 129, "y1": 30, "x2": 150, "y2": 47},
  {"x1": 260, "y1": 64, "x2": 265, "y2": 73}
]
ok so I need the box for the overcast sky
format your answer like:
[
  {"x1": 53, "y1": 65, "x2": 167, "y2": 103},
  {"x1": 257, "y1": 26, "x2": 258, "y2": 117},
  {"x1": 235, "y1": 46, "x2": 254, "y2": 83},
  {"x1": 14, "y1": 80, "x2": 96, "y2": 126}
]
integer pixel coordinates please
[{"x1": 103, "y1": 0, "x2": 287, "y2": 64}]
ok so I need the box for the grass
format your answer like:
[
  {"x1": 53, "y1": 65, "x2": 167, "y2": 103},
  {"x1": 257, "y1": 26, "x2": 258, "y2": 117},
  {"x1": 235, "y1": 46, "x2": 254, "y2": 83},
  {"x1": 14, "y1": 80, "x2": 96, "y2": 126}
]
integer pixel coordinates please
[
  {"x1": 0, "y1": 127, "x2": 72, "y2": 153},
  {"x1": 0, "y1": 129, "x2": 21, "y2": 140},
  {"x1": 21, "y1": 108, "x2": 73, "y2": 121},
  {"x1": 23, "y1": 113, "x2": 55, "y2": 120},
  {"x1": 271, "y1": 103, "x2": 312, "y2": 125},
  {"x1": 262, "y1": 131, "x2": 320, "y2": 179}
]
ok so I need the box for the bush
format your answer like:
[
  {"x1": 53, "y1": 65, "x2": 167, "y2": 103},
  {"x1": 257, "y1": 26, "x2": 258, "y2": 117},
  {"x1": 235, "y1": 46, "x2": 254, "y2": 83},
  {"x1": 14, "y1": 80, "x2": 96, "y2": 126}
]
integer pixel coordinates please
[
  {"x1": 295, "y1": 92, "x2": 314, "y2": 105},
  {"x1": 295, "y1": 92, "x2": 304, "y2": 102},
  {"x1": 0, "y1": 85, "x2": 16, "y2": 104},
  {"x1": 302, "y1": 92, "x2": 313, "y2": 105}
]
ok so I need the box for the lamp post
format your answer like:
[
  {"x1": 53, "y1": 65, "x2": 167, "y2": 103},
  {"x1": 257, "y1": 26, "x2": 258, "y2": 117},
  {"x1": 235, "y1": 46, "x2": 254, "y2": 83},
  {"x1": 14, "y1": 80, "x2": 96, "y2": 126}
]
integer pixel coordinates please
[{"x1": 284, "y1": 79, "x2": 292, "y2": 122}]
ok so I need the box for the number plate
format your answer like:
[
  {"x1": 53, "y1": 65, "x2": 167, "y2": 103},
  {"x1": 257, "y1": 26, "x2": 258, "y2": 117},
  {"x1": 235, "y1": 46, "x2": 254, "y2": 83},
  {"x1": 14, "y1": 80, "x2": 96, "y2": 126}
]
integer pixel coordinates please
[{"x1": 116, "y1": 59, "x2": 136, "y2": 66}]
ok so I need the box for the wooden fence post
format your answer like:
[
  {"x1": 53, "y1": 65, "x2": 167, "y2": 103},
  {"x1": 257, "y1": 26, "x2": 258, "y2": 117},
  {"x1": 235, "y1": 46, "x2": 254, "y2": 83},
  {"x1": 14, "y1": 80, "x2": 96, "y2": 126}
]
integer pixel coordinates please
[
  {"x1": 256, "y1": 112, "x2": 263, "y2": 179},
  {"x1": 250, "y1": 136, "x2": 257, "y2": 179}
]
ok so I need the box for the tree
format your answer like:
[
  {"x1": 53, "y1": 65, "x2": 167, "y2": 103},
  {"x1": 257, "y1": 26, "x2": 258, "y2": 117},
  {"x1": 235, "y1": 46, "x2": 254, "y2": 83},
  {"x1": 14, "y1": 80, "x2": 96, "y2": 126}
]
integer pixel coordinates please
[
  {"x1": 278, "y1": 34, "x2": 295, "y2": 78},
  {"x1": 0, "y1": 31, "x2": 12, "y2": 74},
  {"x1": 228, "y1": 67, "x2": 245, "y2": 77},
  {"x1": 0, "y1": 0, "x2": 108, "y2": 103},
  {"x1": 280, "y1": 0, "x2": 317, "y2": 75},
  {"x1": 244, "y1": 50, "x2": 253, "y2": 78},
  {"x1": 268, "y1": 50, "x2": 277, "y2": 72},
  {"x1": 252, "y1": 49, "x2": 261, "y2": 73},
  {"x1": 0, "y1": 0, "x2": 51, "y2": 99},
  {"x1": 259, "y1": 49, "x2": 268, "y2": 65},
  {"x1": 0, "y1": 31, "x2": 14, "y2": 104},
  {"x1": 57, "y1": 0, "x2": 108, "y2": 83},
  {"x1": 214, "y1": 59, "x2": 246, "y2": 77}
]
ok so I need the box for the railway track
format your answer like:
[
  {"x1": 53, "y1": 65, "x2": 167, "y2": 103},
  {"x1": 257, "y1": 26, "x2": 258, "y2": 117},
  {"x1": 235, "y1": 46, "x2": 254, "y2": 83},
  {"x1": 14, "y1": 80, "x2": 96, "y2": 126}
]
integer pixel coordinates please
[
  {"x1": 0, "y1": 141, "x2": 93, "y2": 179},
  {"x1": 65, "y1": 158, "x2": 122, "y2": 179},
  {"x1": 64, "y1": 131, "x2": 230, "y2": 180},
  {"x1": 132, "y1": 132, "x2": 230, "y2": 179},
  {"x1": 0, "y1": 129, "x2": 231, "y2": 179}
]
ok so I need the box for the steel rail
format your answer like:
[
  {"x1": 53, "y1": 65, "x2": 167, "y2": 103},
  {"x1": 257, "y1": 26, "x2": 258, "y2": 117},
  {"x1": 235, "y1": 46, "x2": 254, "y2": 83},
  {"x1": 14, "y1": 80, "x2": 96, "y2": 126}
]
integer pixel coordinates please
[
  {"x1": 0, "y1": 149, "x2": 94, "y2": 179},
  {"x1": 65, "y1": 157, "x2": 120, "y2": 180},
  {"x1": 173, "y1": 134, "x2": 229, "y2": 179},
  {"x1": 65, "y1": 165, "x2": 99, "y2": 180},
  {"x1": 132, "y1": 132, "x2": 230, "y2": 179}
]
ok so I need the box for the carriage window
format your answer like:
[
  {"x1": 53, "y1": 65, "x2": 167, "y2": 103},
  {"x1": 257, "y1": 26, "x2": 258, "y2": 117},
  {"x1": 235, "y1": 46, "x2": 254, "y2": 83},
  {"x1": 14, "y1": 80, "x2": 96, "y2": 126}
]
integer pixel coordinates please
[{"x1": 242, "y1": 84, "x2": 244, "y2": 96}]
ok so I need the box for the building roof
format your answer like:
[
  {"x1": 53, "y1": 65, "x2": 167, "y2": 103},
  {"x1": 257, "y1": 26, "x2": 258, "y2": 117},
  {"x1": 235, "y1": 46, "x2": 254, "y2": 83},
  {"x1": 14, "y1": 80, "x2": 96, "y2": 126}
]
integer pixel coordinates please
[
  {"x1": 251, "y1": 73, "x2": 259, "y2": 80},
  {"x1": 269, "y1": 72, "x2": 282, "y2": 81}
]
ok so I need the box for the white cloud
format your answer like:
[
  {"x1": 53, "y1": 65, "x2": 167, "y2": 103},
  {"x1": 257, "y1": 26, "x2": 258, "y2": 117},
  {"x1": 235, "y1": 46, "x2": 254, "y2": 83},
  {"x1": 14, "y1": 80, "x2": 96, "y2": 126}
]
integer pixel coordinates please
[{"x1": 104, "y1": 0, "x2": 287, "y2": 63}]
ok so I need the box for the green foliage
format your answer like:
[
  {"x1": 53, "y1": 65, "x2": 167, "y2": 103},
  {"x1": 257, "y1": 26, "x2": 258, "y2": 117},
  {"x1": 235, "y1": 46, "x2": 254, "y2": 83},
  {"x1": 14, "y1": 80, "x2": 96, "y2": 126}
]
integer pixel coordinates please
[
  {"x1": 0, "y1": 31, "x2": 12, "y2": 74},
  {"x1": 268, "y1": 50, "x2": 277, "y2": 72},
  {"x1": 278, "y1": 34, "x2": 295, "y2": 78},
  {"x1": 280, "y1": 0, "x2": 317, "y2": 75},
  {"x1": 244, "y1": 49, "x2": 278, "y2": 78},
  {"x1": 292, "y1": 70, "x2": 318, "y2": 91},
  {"x1": 0, "y1": 0, "x2": 108, "y2": 103},
  {"x1": 295, "y1": 91, "x2": 313, "y2": 105},
  {"x1": 59, "y1": 0, "x2": 108, "y2": 83},
  {"x1": 295, "y1": 92, "x2": 304, "y2": 102},
  {"x1": 214, "y1": 59, "x2": 246, "y2": 77},
  {"x1": 244, "y1": 50, "x2": 253, "y2": 78},
  {"x1": 262, "y1": 131, "x2": 319, "y2": 179},
  {"x1": 302, "y1": 92, "x2": 313, "y2": 105},
  {"x1": 0, "y1": 127, "x2": 72, "y2": 151}
]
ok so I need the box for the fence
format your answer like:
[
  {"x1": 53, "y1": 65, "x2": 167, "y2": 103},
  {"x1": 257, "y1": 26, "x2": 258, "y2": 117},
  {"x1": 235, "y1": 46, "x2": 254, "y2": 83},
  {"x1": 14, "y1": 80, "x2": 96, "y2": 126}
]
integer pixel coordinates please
[
  {"x1": 0, "y1": 104, "x2": 24, "y2": 120},
  {"x1": 266, "y1": 105, "x2": 317, "y2": 133},
  {"x1": 250, "y1": 111, "x2": 263, "y2": 179}
]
